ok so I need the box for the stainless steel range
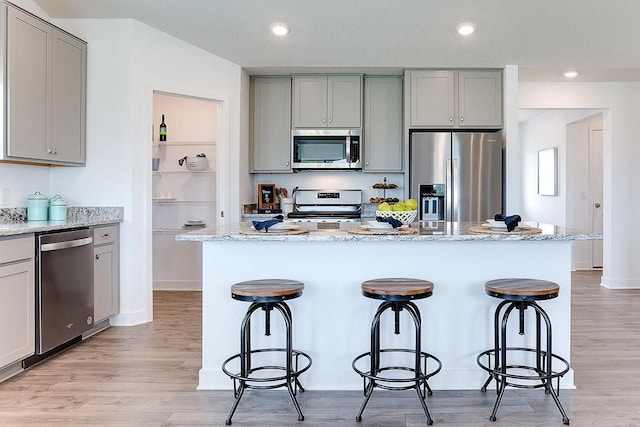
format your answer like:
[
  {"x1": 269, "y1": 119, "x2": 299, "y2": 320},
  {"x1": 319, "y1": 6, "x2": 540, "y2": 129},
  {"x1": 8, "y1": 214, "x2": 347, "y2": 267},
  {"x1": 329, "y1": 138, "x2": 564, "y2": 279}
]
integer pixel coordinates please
[{"x1": 287, "y1": 189, "x2": 362, "y2": 223}]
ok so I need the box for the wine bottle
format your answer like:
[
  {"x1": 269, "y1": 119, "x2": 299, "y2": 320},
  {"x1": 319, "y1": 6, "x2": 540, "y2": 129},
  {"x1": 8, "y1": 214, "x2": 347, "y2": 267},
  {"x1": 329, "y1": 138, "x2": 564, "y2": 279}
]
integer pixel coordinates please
[{"x1": 159, "y1": 114, "x2": 167, "y2": 141}]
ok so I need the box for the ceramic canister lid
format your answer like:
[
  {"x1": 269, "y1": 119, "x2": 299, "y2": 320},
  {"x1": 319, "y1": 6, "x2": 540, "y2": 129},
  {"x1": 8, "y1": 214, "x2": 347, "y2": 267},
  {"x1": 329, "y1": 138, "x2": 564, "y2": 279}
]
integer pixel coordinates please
[
  {"x1": 49, "y1": 194, "x2": 67, "y2": 206},
  {"x1": 28, "y1": 191, "x2": 48, "y2": 201}
]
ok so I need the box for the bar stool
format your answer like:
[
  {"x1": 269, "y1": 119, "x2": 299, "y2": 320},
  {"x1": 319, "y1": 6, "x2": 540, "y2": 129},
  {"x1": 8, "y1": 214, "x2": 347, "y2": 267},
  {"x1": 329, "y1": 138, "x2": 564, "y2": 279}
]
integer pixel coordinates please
[
  {"x1": 352, "y1": 278, "x2": 441, "y2": 425},
  {"x1": 477, "y1": 278, "x2": 570, "y2": 425},
  {"x1": 221, "y1": 279, "x2": 312, "y2": 425}
]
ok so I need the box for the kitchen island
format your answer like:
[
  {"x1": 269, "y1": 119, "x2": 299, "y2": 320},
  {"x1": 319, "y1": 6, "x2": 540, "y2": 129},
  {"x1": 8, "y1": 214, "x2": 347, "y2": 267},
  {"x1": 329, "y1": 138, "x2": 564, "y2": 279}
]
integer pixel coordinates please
[{"x1": 177, "y1": 221, "x2": 600, "y2": 391}]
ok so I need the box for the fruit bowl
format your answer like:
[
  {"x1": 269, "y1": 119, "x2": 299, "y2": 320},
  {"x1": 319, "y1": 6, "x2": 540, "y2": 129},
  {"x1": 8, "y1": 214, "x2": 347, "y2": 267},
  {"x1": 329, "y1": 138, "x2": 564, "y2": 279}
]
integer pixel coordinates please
[{"x1": 375, "y1": 209, "x2": 418, "y2": 225}]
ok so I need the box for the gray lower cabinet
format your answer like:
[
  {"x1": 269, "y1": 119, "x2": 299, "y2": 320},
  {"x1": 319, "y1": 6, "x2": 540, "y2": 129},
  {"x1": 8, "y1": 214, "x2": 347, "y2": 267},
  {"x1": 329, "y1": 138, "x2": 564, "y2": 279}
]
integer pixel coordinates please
[
  {"x1": 93, "y1": 225, "x2": 119, "y2": 323},
  {"x1": 250, "y1": 76, "x2": 292, "y2": 172},
  {"x1": 2, "y1": 2, "x2": 87, "y2": 165},
  {"x1": 0, "y1": 235, "x2": 35, "y2": 370},
  {"x1": 363, "y1": 76, "x2": 403, "y2": 172}
]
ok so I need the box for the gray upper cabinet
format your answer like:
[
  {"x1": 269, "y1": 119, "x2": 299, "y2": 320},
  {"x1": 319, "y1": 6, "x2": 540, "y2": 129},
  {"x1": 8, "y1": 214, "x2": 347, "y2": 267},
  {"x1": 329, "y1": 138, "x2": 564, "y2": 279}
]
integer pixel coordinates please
[
  {"x1": 363, "y1": 76, "x2": 403, "y2": 172},
  {"x1": 293, "y1": 75, "x2": 362, "y2": 128},
  {"x1": 458, "y1": 71, "x2": 502, "y2": 128},
  {"x1": 51, "y1": 29, "x2": 87, "y2": 164},
  {"x1": 2, "y1": 3, "x2": 87, "y2": 165},
  {"x1": 250, "y1": 76, "x2": 292, "y2": 173},
  {"x1": 407, "y1": 69, "x2": 502, "y2": 129}
]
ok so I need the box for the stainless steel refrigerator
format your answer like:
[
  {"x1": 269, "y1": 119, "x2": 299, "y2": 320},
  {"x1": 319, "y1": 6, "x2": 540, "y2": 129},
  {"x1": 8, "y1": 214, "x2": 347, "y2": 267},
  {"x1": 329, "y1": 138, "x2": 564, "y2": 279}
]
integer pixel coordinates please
[{"x1": 409, "y1": 131, "x2": 503, "y2": 222}]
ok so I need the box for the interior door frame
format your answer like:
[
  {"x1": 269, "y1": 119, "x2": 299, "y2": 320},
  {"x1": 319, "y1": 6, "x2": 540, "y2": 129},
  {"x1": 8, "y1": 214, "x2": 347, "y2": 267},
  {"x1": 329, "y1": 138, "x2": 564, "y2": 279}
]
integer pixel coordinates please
[{"x1": 589, "y1": 127, "x2": 604, "y2": 268}]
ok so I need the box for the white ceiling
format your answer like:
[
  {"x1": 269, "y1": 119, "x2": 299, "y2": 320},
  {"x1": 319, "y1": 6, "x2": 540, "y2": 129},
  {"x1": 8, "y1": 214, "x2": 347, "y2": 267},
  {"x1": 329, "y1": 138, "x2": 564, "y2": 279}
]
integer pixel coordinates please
[{"x1": 33, "y1": 0, "x2": 640, "y2": 81}]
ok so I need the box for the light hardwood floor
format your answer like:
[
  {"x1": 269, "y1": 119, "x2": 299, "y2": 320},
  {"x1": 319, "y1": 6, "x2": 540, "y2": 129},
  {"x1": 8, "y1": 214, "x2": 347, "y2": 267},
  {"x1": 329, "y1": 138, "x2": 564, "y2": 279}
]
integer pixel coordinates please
[{"x1": 1, "y1": 271, "x2": 639, "y2": 426}]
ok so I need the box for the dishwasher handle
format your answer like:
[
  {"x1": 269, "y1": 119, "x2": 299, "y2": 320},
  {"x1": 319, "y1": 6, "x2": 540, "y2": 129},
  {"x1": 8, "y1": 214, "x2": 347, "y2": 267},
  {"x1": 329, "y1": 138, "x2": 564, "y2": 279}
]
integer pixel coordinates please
[{"x1": 40, "y1": 236, "x2": 93, "y2": 252}]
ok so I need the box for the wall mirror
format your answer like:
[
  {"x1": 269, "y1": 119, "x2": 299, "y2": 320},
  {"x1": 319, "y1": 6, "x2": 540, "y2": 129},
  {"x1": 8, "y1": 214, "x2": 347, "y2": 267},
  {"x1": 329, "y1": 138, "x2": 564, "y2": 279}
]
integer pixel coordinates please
[{"x1": 538, "y1": 147, "x2": 558, "y2": 196}]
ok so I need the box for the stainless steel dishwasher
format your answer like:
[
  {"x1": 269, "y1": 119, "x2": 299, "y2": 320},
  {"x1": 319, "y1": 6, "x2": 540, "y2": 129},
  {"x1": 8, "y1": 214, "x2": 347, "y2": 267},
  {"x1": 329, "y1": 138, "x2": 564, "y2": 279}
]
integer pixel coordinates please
[{"x1": 34, "y1": 228, "x2": 94, "y2": 355}]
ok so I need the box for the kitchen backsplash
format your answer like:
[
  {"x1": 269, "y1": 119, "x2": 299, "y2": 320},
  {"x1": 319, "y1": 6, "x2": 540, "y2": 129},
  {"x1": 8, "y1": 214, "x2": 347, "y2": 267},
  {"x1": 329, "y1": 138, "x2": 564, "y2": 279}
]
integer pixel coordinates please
[
  {"x1": 251, "y1": 172, "x2": 405, "y2": 205},
  {"x1": 243, "y1": 202, "x2": 380, "y2": 218}
]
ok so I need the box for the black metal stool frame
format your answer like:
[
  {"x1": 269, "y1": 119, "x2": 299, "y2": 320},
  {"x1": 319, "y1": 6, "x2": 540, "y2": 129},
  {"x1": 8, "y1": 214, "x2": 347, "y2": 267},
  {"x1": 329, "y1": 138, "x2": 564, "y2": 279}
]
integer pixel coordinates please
[
  {"x1": 477, "y1": 295, "x2": 570, "y2": 425},
  {"x1": 353, "y1": 295, "x2": 441, "y2": 425},
  {"x1": 222, "y1": 294, "x2": 312, "y2": 425}
]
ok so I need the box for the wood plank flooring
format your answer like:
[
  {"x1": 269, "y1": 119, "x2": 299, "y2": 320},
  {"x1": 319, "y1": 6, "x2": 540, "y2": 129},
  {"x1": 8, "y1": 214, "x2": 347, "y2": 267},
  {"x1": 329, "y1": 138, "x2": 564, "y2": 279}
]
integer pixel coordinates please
[{"x1": 1, "y1": 271, "x2": 639, "y2": 426}]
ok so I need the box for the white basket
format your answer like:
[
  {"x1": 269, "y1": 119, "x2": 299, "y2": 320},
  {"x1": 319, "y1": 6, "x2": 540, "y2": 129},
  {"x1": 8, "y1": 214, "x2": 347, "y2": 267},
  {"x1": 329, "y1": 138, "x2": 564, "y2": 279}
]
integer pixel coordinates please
[{"x1": 375, "y1": 209, "x2": 418, "y2": 225}]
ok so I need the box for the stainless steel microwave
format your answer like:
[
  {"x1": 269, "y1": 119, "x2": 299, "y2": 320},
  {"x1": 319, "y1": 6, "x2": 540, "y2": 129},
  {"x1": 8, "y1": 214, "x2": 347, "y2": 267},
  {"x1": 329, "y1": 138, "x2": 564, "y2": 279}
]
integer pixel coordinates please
[{"x1": 292, "y1": 129, "x2": 361, "y2": 170}]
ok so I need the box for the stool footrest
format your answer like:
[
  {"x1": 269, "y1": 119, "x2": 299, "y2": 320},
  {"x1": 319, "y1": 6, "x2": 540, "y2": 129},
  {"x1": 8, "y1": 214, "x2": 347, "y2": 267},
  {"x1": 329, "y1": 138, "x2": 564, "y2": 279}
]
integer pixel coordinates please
[
  {"x1": 222, "y1": 348, "x2": 312, "y2": 386},
  {"x1": 352, "y1": 348, "x2": 442, "y2": 386},
  {"x1": 477, "y1": 346, "x2": 570, "y2": 384}
]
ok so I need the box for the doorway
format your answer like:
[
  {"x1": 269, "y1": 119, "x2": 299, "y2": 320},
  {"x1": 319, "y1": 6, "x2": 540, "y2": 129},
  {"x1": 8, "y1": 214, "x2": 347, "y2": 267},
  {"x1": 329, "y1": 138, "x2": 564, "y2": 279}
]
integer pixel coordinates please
[
  {"x1": 151, "y1": 92, "x2": 219, "y2": 290},
  {"x1": 566, "y1": 113, "x2": 604, "y2": 270}
]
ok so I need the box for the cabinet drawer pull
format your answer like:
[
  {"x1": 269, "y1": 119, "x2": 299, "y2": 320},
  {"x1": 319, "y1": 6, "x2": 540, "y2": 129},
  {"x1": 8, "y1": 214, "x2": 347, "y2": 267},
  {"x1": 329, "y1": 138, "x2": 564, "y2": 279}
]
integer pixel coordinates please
[{"x1": 95, "y1": 254, "x2": 100, "y2": 260}]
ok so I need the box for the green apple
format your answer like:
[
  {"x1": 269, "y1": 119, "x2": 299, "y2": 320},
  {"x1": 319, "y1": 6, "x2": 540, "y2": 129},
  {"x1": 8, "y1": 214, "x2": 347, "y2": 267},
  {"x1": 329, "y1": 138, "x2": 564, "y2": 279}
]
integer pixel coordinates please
[
  {"x1": 405, "y1": 198, "x2": 418, "y2": 210},
  {"x1": 378, "y1": 202, "x2": 392, "y2": 211},
  {"x1": 392, "y1": 201, "x2": 406, "y2": 211}
]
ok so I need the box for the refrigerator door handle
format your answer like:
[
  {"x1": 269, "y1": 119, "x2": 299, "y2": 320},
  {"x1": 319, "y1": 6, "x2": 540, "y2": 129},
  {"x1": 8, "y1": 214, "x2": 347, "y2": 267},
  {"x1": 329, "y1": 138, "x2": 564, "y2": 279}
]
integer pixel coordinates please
[
  {"x1": 446, "y1": 159, "x2": 453, "y2": 221},
  {"x1": 451, "y1": 158, "x2": 459, "y2": 222}
]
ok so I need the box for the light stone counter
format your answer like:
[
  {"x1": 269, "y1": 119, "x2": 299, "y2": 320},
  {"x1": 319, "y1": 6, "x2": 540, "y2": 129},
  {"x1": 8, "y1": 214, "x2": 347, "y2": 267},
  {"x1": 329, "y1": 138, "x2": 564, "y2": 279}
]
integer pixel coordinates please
[
  {"x1": 177, "y1": 221, "x2": 600, "y2": 242},
  {"x1": 0, "y1": 207, "x2": 123, "y2": 237},
  {"x1": 178, "y1": 221, "x2": 599, "y2": 392}
]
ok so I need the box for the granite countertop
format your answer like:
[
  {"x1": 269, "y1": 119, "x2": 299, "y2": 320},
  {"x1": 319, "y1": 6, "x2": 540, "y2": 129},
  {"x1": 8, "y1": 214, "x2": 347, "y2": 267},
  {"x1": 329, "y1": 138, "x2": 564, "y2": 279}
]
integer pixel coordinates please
[
  {"x1": 177, "y1": 221, "x2": 601, "y2": 242},
  {"x1": 0, "y1": 207, "x2": 124, "y2": 237}
]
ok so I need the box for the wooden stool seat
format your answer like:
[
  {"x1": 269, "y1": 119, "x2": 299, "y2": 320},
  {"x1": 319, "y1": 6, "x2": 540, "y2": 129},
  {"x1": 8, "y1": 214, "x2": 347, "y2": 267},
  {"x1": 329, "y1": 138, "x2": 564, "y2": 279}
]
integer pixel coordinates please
[
  {"x1": 485, "y1": 278, "x2": 559, "y2": 302},
  {"x1": 361, "y1": 278, "x2": 434, "y2": 301},
  {"x1": 231, "y1": 279, "x2": 304, "y2": 302}
]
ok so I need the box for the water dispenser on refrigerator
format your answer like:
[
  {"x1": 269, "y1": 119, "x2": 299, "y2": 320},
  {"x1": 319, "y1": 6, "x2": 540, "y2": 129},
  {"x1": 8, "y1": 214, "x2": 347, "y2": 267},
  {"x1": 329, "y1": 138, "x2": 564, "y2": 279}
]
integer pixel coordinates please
[{"x1": 419, "y1": 184, "x2": 445, "y2": 221}]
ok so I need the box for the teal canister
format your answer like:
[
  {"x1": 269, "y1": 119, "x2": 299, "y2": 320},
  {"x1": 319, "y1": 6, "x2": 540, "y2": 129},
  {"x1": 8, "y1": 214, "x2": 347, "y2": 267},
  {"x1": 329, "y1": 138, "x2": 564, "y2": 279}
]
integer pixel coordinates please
[
  {"x1": 48, "y1": 195, "x2": 68, "y2": 221},
  {"x1": 27, "y1": 191, "x2": 49, "y2": 221}
]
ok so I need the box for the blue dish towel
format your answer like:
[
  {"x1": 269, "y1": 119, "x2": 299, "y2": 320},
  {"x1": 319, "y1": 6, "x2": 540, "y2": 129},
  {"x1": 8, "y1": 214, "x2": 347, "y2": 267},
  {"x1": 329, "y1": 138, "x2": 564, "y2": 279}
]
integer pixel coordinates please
[
  {"x1": 494, "y1": 213, "x2": 522, "y2": 232},
  {"x1": 376, "y1": 216, "x2": 403, "y2": 228},
  {"x1": 252, "y1": 215, "x2": 284, "y2": 232}
]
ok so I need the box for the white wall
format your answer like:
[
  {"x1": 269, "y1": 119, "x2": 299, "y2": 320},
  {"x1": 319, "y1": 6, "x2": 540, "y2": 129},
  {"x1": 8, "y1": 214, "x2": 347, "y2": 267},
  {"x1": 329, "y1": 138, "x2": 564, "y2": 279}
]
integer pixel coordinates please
[
  {"x1": 520, "y1": 82, "x2": 640, "y2": 288},
  {"x1": 518, "y1": 109, "x2": 601, "y2": 225},
  {"x1": 38, "y1": 17, "x2": 244, "y2": 325}
]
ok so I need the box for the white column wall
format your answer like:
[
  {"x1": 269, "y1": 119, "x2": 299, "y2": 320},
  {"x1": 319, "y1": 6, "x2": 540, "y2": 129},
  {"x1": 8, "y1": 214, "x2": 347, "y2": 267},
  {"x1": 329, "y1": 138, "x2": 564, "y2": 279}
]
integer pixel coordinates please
[
  {"x1": 520, "y1": 82, "x2": 640, "y2": 288},
  {"x1": 43, "y1": 18, "x2": 244, "y2": 325}
]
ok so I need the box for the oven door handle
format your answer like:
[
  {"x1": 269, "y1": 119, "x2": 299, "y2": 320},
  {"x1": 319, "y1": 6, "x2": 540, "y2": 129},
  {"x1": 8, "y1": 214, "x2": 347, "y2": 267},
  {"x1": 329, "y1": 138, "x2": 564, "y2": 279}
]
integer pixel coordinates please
[{"x1": 40, "y1": 237, "x2": 94, "y2": 252}]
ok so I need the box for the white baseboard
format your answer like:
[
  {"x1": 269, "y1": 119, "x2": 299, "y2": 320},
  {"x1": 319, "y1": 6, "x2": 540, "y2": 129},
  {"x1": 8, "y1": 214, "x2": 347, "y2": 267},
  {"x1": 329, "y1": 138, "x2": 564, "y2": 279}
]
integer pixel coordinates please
[
  {"x1": 601, "y1": 275, "x2": 640, "y2": 289},
  {"x1": 110, "y1": 308, "x2": 149, "y2": 326}
]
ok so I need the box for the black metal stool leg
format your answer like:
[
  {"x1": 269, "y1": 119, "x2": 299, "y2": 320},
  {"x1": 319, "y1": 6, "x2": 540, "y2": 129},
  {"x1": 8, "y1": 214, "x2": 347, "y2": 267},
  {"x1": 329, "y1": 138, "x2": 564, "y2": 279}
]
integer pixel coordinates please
[
  {"x1": 532, "y1": 303, "x2": 570, "y2": 425},
  {"x1": 481, "y1": 300, "x2": 510, "y2": 393},
  {"x1": 224, "y1": 383, "x2": 246, "y2": 425},
  {"x1": 225, "y1": 302, "x2": 262, "y2": 425},
  {"x1": 355, "y1": 380, "x2": 375, "y2": 422},
  {"x1": 405, "y1": 301, "x2": 433, "y2": 425},
  {"x1": 489, "y1": 302, "x2": 518, "y2": 421},
  {"x1": 489, "y1": 379, "x2": 506, "y2": 422},
  {"x1": 273, "y1": 302, "x2": 305, "y2": 421},
  {"x1": 356, "y1": 301, "x2": 389, "y2": 421}
]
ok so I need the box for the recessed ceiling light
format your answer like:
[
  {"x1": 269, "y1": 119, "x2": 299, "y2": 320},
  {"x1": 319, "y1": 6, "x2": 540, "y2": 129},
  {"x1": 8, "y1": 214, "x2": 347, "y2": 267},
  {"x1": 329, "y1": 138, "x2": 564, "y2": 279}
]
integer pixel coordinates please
[
  {"x1": 457, "y1": 22, "x2": 475, "y2": 36},
  {"x1": 563, "y1": 71, "x2": 579, "y2": 78},
  {"x1": 270, "y1": 23, "x2": 290, "y2": 36}
]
